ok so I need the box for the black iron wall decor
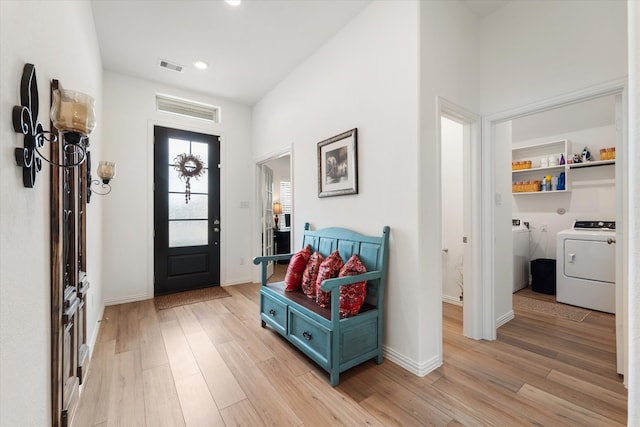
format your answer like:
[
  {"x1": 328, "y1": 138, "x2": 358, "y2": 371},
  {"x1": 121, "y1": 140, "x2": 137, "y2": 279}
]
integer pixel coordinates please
[
  {"x1": 12, "y1": 63, "x2": 52, "y2": 188},
  {"x1": 12, "y1": 63, "x2": 100, "y2": 189},
  {"x1": 86, "y1": 151, "x2": 93, "y2": 204}
]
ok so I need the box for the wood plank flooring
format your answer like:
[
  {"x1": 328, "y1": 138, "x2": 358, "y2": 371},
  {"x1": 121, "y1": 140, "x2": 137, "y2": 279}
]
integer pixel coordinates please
[{"x1": 73, "y1": 281, "x2": 627, "y2": 426}]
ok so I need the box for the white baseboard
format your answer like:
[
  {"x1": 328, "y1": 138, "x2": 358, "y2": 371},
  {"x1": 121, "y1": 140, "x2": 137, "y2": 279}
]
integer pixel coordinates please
[
  {"x1": 383, "y1": 345, "x2": 442, "y2": 377},
  {"x1": 104, "y1": 293, "x2": 149, "y2": 306},
  {"x1": 442, "y1": 295, "x2": 463, "y2": 306},
  {"x1": 496, "y1": 310, "x2": 515, "y2": 328}
]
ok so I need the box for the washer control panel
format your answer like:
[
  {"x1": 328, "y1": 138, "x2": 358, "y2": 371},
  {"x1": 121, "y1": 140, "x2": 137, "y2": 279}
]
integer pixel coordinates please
[{"x1": 573, "y1": 220, "x2": 616, "y2": 230}]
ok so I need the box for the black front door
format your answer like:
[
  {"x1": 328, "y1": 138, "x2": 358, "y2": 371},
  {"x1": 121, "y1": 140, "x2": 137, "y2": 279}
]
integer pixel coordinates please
[{"x1": 154, "y1": 126, "x2": 220, "y2": 295}]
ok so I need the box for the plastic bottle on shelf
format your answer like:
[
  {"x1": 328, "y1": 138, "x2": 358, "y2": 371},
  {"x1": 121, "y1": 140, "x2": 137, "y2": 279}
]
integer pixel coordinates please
[
  {"x1": 541, "y1": 177, "x2": 547, "y2": 192},
  {"x1": 552, "y1": 176, "x2": 558, "y2": 191},
  {"x1": 557, "y1": 172, "x2": 565, "y2": 191},
  {"x1": 545, "y1": 175, "x2": 552, "y2": 191}
]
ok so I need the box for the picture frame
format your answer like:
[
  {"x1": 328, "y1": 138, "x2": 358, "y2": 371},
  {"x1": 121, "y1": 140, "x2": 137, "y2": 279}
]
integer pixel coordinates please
[{"x1": 317, "y1": 128, "x2": 358, "y2": 198}]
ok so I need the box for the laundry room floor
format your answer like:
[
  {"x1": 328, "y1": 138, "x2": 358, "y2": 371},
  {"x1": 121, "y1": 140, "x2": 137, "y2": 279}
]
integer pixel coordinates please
[{"x1": 514, "y1": 285, "x2": 557, "y2": 303}]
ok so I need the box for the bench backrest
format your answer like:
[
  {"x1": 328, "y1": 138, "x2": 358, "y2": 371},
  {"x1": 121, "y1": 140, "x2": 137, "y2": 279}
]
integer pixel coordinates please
[{"x1": 300, "y1": 223, "x2": 390, "y2": 306}]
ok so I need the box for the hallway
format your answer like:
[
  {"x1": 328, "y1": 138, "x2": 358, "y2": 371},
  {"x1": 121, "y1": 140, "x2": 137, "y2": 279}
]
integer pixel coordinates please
[{"x1": 72, "y1": 283, "x2": 626, "y2": 426}]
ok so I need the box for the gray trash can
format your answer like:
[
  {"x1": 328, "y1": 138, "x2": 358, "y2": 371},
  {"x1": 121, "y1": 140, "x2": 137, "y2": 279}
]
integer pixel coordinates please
[{"x1": 530, "y1": 258, "x2": 556, "y2": 295}]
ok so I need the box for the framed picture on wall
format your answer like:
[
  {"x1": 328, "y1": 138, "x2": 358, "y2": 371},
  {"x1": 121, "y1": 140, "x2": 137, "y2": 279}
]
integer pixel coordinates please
[{"x1": 317, "y1": 128, "x2": 358, "y2": 198}]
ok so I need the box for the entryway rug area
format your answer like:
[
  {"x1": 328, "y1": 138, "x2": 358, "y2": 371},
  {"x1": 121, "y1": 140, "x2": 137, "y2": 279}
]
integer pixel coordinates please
[
  {"x1": 513, "y1": 294, "x2": 591, "y2": 322},
  {"x1": 154, "y1": 286, "x2": 231, "y2": 310}
]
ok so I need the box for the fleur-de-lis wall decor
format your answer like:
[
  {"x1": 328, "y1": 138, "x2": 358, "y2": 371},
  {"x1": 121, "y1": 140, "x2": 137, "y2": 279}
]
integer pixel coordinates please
[{"x1": 12, "y1": 63, "x2": 47, "y2": 188}]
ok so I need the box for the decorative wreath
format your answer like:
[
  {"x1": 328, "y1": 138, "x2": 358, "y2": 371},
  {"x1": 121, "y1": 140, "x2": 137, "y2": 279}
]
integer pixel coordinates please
[{"x1": 174, "y1": 153, "x2": 206, "y2": 203}]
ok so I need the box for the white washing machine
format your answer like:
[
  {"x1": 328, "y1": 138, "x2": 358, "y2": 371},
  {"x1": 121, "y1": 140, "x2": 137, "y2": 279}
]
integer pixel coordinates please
[
  {"x1": 556, "y1": 220, "x2": 616, "y2": 313},
  {"x1": 513, "y1": 219, "x2": 529, "y2": 292}
]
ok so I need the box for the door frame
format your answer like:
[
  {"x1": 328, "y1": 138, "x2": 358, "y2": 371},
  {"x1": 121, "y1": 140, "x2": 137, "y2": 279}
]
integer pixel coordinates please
[
  {"x1": 482, "y1": 79, "x2": 628, "y2": 379},
  {"x1": 253, "y1": 145, "x2": 293, "y2": 284},
  {"x1": 437, "y1": 97, "x2": 483, "y2": 340},
  {"x1": 146, "y1": 120, "x2": 226, "y2": 298}
]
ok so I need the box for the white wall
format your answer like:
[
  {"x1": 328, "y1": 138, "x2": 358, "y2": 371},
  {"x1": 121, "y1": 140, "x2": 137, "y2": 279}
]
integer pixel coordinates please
[
  {"x1": 419, "y1": 0, "x2": 480, "y2": 363},
  {"x1": 441, "y1": 118, "x2": 464, "y2": 302},
  {"x1": 627, "y1": 1, "x2": 639, "y2": 423},
  {"x1": 252, "y1": 1, "x2": 423, "y2": 368},
  {"x1": 101, "y1": 71, "x2": 253, "y2": 303},
  {"x1": 480, "y1": 0, "x2": 628, "y2": 115},
  {"x1": 494, "y1": 121, "x2": 514, "y2": 323},
  {"x1": 0, "y1": 1, "x2": 104, "y2": 425}
]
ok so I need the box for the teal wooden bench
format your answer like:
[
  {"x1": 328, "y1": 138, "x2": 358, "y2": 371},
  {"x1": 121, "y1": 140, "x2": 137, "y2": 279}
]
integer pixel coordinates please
[{"x1": 253, "y1": 223, "x2": 390, "y2": 386}]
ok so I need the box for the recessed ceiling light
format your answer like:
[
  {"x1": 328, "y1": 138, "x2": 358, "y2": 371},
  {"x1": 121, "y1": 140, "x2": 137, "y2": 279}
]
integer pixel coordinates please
[
  {"x1": 225, "y1": 0, "x2": 241, "y2": 6},
  {"x1": 193, "y1": 60, "x2": 208, "y2": 70}
]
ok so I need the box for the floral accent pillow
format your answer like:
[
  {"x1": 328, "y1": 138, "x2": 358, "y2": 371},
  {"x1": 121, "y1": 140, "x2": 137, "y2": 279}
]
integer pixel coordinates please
[
  {"x1": 301, "y1": 251, "x2": 324, "y2": 299},
  {"x1": 283, "y1": 245, "x2": 312, "y2": 291},
  {"x1": 315, "y1": 251, "x2": 344, "y2": 308},
  {"x1": 338, "y1": 254, "x2": 368, "y2": 317}
]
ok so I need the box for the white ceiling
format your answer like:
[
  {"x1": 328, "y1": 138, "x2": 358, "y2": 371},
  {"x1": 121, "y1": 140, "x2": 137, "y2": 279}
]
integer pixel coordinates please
[
  {"x1": 459, "y1": 0, "x2": 510, "y2": 18},
  {"x1": 91, "y1": 0, "x2": 371, "y2": 106},
  {"x1": 91, "y1": 0, "x2": 510, "y2": 106}
]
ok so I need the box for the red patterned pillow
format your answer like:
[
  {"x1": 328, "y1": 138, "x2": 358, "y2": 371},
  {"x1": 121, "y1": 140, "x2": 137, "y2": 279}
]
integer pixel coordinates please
[
  {"x1": 283, "y1": 245, "x2": 312, "y2": 291},
  {"x1": 338, "y1": 254, "x2": 368, "y2": 317},
  {"x1": 315, "y1": 251, "x2": 344, "y2": 308},
  {"x1": 301, "y1": 251, "x2": 324, "y2": 299}
]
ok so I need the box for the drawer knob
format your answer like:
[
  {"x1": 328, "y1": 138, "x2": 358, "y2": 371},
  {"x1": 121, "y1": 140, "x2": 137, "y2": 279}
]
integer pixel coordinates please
[
  {"x1": 268, "y1": 309, "x2": 276, "y2": 316},
  {"x1": 302, "y1": 331, "x2": 312, "y2": 340}
]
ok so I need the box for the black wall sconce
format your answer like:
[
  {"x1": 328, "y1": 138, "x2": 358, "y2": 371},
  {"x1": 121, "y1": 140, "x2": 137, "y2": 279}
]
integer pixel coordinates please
[{"x1": 12, "y1": 63, "x2": 97, "y2": 188}]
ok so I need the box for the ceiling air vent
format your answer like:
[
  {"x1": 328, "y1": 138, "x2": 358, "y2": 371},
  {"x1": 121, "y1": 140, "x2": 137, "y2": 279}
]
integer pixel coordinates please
[
  {"x1": 156, "y1": 94, "x2": 220, "y2": 122},
  {"x1": 158, "y1": 59, "x2": 184, "y2": 73}
]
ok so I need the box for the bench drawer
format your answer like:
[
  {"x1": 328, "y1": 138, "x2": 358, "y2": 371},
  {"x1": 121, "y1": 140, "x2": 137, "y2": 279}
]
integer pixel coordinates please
[
  {"x1": 260, "y1": 292, "x2": 287, "y2": 335},
  {"x1": 288, "y1": 307, "x2": 331, "y2": 369}
]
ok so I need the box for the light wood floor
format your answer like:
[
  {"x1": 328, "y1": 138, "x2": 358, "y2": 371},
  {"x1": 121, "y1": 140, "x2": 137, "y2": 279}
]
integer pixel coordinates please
[{"x1": 72, "y1": 281, "x2": 627, "y2": 426}]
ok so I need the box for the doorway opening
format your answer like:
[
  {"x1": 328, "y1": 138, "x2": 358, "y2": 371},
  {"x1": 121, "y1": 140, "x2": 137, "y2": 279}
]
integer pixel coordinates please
[
  {"x1": 255, "y1": 151, "x2": 292, "y2": 283},
  {"x1": 441, "y1": 117, "x2": 465, "y2": 306},
  {"x1": 484, "y1": 82, "x2": 627, "y2": 378},
  {"x1": 438, "y1": 98, "x2": 482, "y2": 341}
]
